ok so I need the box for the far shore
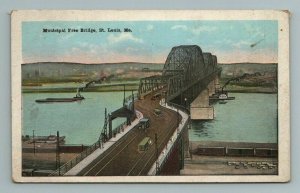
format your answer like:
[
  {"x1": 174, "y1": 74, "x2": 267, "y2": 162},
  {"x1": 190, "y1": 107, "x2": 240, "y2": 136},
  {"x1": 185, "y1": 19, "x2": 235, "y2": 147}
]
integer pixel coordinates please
[
  {"x1": 21, "y1": 81, "x2": 277, "y2": 94},
  {"x1": 226, "y1": 89, "x2": 277, "y2": 94},
  {"x1": 22, "y1": 87, "x2": 277, "y2": 94},
  {"x1": 22, "y1": 83, "x2": 139, "y2": 93}
]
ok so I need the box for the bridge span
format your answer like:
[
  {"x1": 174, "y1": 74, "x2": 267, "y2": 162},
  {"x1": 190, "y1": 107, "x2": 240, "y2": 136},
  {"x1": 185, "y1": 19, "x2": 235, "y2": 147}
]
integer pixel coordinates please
[
  {"x1": 138, "y1": 45, "x2": 221, "y2": 120},
  {"x1": 50, "y1": 45, "x2": 221, "y2": 176},
  {"x1": 64, "y1": 91, "x2": 186, "y2": 176}
]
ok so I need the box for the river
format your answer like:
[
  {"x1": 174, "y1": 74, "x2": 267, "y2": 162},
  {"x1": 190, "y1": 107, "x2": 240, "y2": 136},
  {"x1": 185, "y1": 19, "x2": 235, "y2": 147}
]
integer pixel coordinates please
[
  {"x1": 22, "y1": 92, "x2": 278, "y2": 145},
  {"x1": 189, "y1": 93, "x2": 278, "y2": 143},
  {"x1": 22, "y1": 92, "x2": 130, "y2": 145}
]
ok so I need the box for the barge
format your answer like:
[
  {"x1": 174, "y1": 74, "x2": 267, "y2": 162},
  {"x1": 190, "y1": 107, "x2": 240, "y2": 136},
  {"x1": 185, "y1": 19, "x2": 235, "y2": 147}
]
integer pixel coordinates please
[
  {"x1": 35, "y1": 96, "x2": 84, "y2": 103},
  {"x1": 35, "y1": 90, "x2": 84, "y2": 103}
]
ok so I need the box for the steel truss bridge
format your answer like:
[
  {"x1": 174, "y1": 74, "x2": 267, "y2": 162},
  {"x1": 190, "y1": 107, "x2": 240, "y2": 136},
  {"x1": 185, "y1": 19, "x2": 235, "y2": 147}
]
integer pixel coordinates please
[
  {"x1": 100, "y1": 45, "x2": 221, "y2": 143},
  {"x1": 50, "y1": 45, "x2": 222, "y2": 176},
  {"x1": 138, "y1": 45, "x2": 221, "y2": 106}
]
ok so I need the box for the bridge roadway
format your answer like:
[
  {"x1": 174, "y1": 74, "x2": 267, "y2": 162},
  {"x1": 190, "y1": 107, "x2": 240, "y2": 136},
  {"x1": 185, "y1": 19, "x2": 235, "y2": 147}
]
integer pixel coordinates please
[{"x1": 78, "y1": 92, "x2": 181, "y2": 176}]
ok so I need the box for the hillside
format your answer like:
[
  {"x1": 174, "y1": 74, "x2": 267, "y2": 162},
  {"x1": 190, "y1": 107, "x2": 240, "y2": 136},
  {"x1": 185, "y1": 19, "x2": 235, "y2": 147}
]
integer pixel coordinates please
[
  {"x1": 22, "y1": 62, "x2": 164, "y2": 84},
  {"x1": 218, "y1": 63, "x2": 278, "y2": 93},
  {"x1": 22, "y1": 62, "x2": 278, "y2": 93},
  {"x1": 219, "y1": 63, "x2": 277, "y2": 78}
]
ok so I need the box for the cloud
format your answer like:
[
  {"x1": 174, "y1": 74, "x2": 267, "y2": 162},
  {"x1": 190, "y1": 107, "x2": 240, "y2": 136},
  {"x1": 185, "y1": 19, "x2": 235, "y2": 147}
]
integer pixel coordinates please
[
  {"x1": 107, "y1": 33, "x2": 143, "y2": 44},
  {"x1": 125, "y1": 47, "x2": 140, "y2": 53},
  {"x1": 245, "y1": 24, "x2": 265, "y2": 38},
  {"x1": 171, "y1": 25, "x2": 217, "y2": 35},
  {"x1": 191, "y1": 26, "x2": 217, "y2": 35},
  {"x1": 215, "y1": 48, "x2": 277, "y2": 63},
  {"x1": 171, "y1": 25, "x2": 188, "y2": 31},
  {"x1": 215, "y1": 39, "x2": 234, "y2": 45},
  {"x1": 146, "y1": 24, "x2": 154, "y2": 31},
  {"x1": 232, "y1": 40, "x2": 251, "y2": 48}
]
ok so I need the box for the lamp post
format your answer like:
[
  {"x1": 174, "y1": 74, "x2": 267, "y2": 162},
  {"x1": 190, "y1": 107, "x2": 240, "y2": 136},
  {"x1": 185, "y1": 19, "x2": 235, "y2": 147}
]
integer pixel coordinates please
[
  {"x1": 32, "y1": 130, "x2": 35, "y2": 155},
  {"x1": 184, "y1": 97, "x2": 187, "y2": 109},
  {"x1": 177, "y1": 109, "x2": 180, "y2": 127},
  {"x1": 123, "y1": 84, "x2": 126, "y2": 106},
  {"x1": 32, "y1": 130, "x2": 36, "y2": 174},
  {"x1": 155, "y1": 133, "x2": 159, "y2": 174},
  {"x1": 56, "y1": 131, "x2": 61, "y2": 176}
]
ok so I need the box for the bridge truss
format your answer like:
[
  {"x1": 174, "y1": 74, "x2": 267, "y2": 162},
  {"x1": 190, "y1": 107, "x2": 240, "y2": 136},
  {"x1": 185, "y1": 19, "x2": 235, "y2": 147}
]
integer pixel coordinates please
[{"x1": 138, "y1": 45, "x2": 221, "y2": 105}]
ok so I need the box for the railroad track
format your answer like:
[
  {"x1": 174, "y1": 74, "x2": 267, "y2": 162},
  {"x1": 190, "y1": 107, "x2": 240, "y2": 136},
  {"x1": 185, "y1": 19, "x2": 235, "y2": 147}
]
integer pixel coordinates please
[
  {"x1": 93, "y1": 133, "x2": 139, "y2": 176},
  {"x1": 80, "y1": 128, "x2": 139, "y2": 176},
  {"x1": 127, "y1": 108, "x2": 180, "y2": 176},
  {"x1": 80, "y1": 92, "x2": 181, "y2": 176}
]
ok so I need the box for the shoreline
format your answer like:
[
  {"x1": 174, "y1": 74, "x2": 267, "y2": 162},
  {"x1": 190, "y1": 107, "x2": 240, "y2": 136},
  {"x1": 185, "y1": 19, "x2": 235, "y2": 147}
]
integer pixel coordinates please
[
  {"x1": 22, "y1": 84, "x2": 139, "y2": 93},
  {"x1": 22, "y1": 87, "x2": 277, "y2": 94},
  {"x1": 190, "y1": 141, "x2": 278, "y2": 149},
  {"x1": 226, "y1": 89, "x2": 277, "y2": 94}
]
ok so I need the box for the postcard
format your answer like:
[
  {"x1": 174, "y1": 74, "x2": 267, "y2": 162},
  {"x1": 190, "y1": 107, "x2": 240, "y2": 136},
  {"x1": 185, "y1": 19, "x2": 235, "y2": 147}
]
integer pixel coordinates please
[{"x1": 11, "y1": 10, "x2": 290, "y2": 183}]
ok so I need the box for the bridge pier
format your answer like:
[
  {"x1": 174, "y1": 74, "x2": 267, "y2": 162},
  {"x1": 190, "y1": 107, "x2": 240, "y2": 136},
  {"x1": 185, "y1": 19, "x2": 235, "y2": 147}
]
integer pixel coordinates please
[
  {"x1": 207, "y1": 75, "x2": 221, "y2": 96},
  {"x1": 208, "y1": 80, "x2": 216, "y2": 96},
  {"x1": 214, "y1": 75, "x2": 221, "y2": 93},
  {"x1": 190, "y1": 89, "x2": 214, "y2": 120},
  {"x1": 183, "y1": 124, "x2": 190, "y2": 159}
]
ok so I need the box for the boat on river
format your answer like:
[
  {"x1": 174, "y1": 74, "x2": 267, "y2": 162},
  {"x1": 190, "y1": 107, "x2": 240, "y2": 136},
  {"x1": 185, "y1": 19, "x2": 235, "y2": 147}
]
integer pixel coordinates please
[
  {"x1": 35, "y1": 89, "x2": 84, "y2": 103},
  {"x1": 35, "y1": 96, "x2": 84, "y2": 103},
  {"x1": 218, "y1": 93, "x2": 228, "y2": 99},
  {"x1": 209, "y1": 91, "x2": 235, "y2": 101}
]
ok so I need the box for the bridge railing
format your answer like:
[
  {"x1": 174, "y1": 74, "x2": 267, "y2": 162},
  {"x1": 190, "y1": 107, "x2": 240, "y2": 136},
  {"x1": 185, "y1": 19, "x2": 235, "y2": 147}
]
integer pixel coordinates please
[
  {"x1": 49, "y1": 138, "x2": 103, "y2": 176},
  {"x1": 148, "y1": 100, "x2": 190, "y2": 175},
  {"x1": 124, "y1": 93, "x2": 138, "y2": 104},
  {"x1": 49, "y1": 120, "x2": 129, "y2": 176},
  {"x1": 112, "y1": 121, "x2": 127, "y2": 137},
  {"x1": 166, "y1": 100, "x2": 190, "y2": 114},
  {"x1": 156, "y1": 108, "x2": 190, "y2": 174}
]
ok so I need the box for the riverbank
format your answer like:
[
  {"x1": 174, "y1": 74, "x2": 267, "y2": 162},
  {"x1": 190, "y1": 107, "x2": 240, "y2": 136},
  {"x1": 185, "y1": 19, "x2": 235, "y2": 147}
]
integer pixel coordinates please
[
  {"x1": 190, "y1": 141, "x2": 277, "y2": 149},
  {"x1": 22, "y1": 152, "x2": 79, "y2": 175},
  {"x1": 182, "y1": 141, "x2": 278, "y2": 175},
  {"x1": 181, "y1": 155, "x2": 278, "y2": 175},
  {"x1": 22, "y1": 83, "x2": 139, "y2": 93},
  {"x1": 22, "y1": 85, "x2": 276, "y2": 94},
  {"x1": 189, "y1": 141, "x2": 277, "y2": 157},
  {"x1": 22, "y1": 78, "x2": 278, "y2": 94},
  {"x1": 224, "y1": 84, "x2": 277, "y2": 94}
]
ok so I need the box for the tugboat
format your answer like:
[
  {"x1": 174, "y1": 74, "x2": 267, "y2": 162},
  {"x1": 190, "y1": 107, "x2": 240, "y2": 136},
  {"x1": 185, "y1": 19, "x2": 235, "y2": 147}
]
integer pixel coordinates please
[
  {"x1": 209, "y1": 90, "x2": 235, "y2": 101},
  {"x1": 218, "y1": 93, "x2": 228, "y2": 99},
  {"x1": 35, "y1": 89, "x2": 84, "y2": 103}
]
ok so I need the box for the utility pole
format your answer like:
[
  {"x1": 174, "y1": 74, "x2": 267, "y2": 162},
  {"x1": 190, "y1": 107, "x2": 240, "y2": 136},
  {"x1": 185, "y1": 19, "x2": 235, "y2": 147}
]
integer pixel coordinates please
[
  {"x1": 164, "y1": 91, "x2": 167, "y2": 106},
  {"x1": 108, "y1": 114, "x2": 113, "y2": 139},
  {"x1": 131, "y1": 90, "x2": 134, "y2": 112},
  {"x1": 177, "y1": 109, "x2": 180, "y2": 127},
  {"x1": 123, "y1": 84, "x2": 126, "y2": 106},
  {"x1": 32, "y1": 130, "x2": 36, "y2": 155},
  {"x1": 32, "y1": 130, "x2": 36, "y2": 174},
  {"x1": 56, "y1": 131, "x2": 61, "y2": 176},
  {"x1": 155, "y1": 133, "x2": 159, "y2": 174}
]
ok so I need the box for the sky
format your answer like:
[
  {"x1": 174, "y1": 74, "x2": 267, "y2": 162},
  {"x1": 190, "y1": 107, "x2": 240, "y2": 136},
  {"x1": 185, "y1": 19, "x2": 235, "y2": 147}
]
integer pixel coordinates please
[{"x1": 22, "y1": 20, "x2": 278, "y2": 64}]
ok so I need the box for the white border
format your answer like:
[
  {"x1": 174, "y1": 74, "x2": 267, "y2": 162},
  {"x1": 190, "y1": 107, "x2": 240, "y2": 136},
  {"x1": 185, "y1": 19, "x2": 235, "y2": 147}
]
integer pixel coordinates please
[{"x1": 11, "y1": 10, "x2": 290, "y2": 183}]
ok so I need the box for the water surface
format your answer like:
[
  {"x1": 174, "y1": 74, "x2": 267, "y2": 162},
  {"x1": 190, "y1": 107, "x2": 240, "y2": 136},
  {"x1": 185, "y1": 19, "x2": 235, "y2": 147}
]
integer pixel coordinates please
[
  {"x1": 22, "y1": 92, "x2": 129, "y2": 145},
  {"x1": 23, "y1": 92, "x2": 278, "y2": 145},
  {"x1": 189, "y1": 93, "x2": 278, "y2": 143}
]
